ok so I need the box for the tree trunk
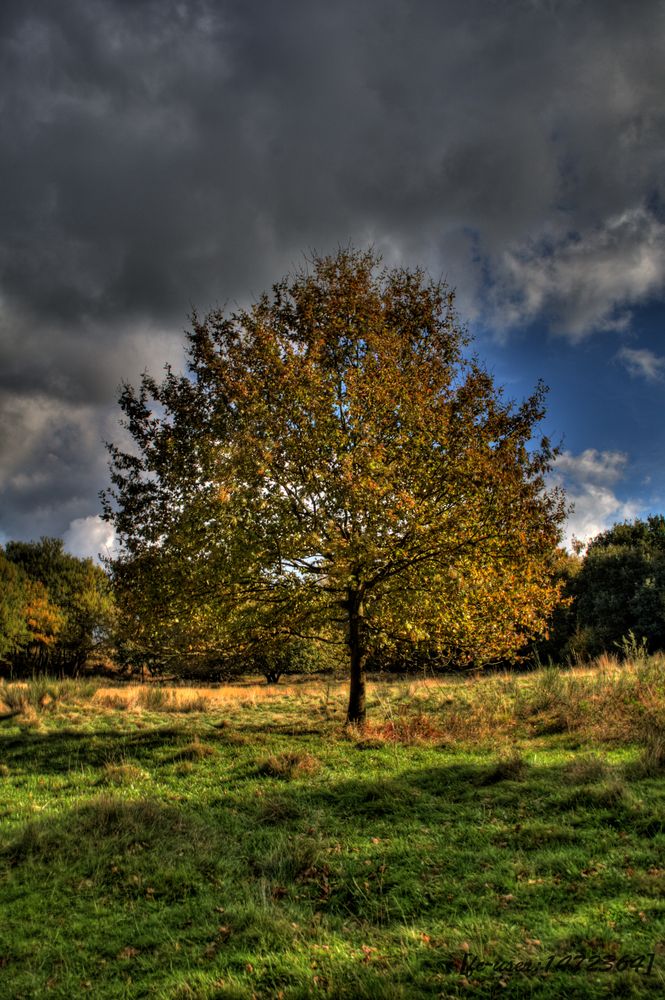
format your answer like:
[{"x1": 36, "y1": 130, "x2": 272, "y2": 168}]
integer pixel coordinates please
[{"x1": 346, "y1": 589, "x2": 368, "y2": 725}]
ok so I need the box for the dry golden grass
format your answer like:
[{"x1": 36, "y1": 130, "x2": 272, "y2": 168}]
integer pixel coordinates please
[
  {"x1": 94, "y1": 691, "x2": 131, "y2": 711},
  {"x1": 0, "y1": 682, "x2": 30, "y2": 715},
  {"x1": 355, "y1": 657, "x2": 665, "y2": 748},
  {"x1": 91, "y1": 679, "x2": 336, "y2": 712},
  {"x1": 358, "y1": 711, "x2": 449, "y2": 744},
  {"x1": 4, "y1": 655, "x2": 664, "y2": 755}
]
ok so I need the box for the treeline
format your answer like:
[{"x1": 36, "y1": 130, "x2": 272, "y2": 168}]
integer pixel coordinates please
[
  {"x1": 535, "y1": 514, "x2": 665, "y2": 665},
  {"x1": 0, "y1": 538, "x2": 115, "y2": 677}
]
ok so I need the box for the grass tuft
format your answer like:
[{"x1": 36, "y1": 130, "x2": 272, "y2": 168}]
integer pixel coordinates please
[
  {"x1": 102, "y1": 761, "x2": 150, "y2": 786},
  {"x1": 0, "y1": 683, "x2": 30, "y2": 714},
  {"x1": 481, "y1": 750, "x2": 528, "y2": 784},
  {"x1": 633, "y1": 711, "x2": 665, "y2": 776},
  {"x1": 95, "y1": 691, "x2": 131, "y2": 711},
  {"x1": 173, "y1": 694, "x2": 211, "y2": 713},
  {"x1": 257, "y1": 750, "x2": 321, "y2": 779},
  {"x1": 174, "y1": 738, "x2": 217, "y2": 761},
  {"x1": 135, "y1": 686, "x2": 175, "y2": 711},
  {"x1": 564, "y1": 753, "x2": 612, "y2": 784},
  {"x1": 357, "y1": 711, "x2": 445, "y2": 744}
]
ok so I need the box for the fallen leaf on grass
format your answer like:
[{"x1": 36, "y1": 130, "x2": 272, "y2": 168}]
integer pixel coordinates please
[{"x1": 117, "y1": 947, "x2": 140, "y2": 960}]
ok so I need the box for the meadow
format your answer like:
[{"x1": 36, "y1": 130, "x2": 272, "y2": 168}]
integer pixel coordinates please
[{"x1": 1, "y1": 658, "x2": 664, "y2": 998}]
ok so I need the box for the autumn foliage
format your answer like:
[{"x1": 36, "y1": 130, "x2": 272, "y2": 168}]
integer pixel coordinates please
[
  {"x1": 104, "y1": 248, "x2": 566, "y2": 721},
  {"x1": 0, "y1": 539, "x2": 114, "y2": 676}
]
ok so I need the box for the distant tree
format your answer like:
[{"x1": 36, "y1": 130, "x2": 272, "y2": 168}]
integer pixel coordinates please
[
  {"x1": 4, "y1": 538, "x2": 115, "y2": 675},
  {"x1": 248, "y1": 635, "x2": 340, "y2": 685},
  {"x1": 0, "y1": 551, "x2": 31, "y2": 664},
  {"x1": 103, "y1": 248, "x2": 566, "y2": 722},
  {"x1": 570, "y1": 515, "x2": 665, "y2": 658},
  {"x1": 0, "y1": 551, "x2": 65, "y2": 673},
  {"x1": 21, "y1": 578, "x2": 66, "y2": 670}
]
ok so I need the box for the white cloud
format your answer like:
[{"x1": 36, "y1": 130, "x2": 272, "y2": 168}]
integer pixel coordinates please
[
  {"x1": 551, "y1": 449, "x2": 641, "y2": 549},
  {"x1": 490, "y1": 208, "x2": 665, "y2": 340},
  {"x1": 63, "y1": 515, "x2": 116, "y2": 564},
  {"x1": 617, "y1": 346, "x2": 665, "y2": 382},
  {"x1": 563, "y1": 486, "x2": 641, "y2": 550},
  {"x1": 553, "y1": 448, "x2": 628, "y2": 487}
]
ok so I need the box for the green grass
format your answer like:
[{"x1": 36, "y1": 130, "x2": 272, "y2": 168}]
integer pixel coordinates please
[{"x1": 0, "y1": 664, "x2": 664, "y2": 998}]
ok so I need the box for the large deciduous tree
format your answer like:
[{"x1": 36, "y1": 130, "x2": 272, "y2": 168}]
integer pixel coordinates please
[{"x1": 103, "y1": 248, "x2": 566, "y2": 722}]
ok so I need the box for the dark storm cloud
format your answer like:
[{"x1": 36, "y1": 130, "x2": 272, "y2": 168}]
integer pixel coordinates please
[{"x1": 1, "y1": 0, "x2": 664, "y2": 549}]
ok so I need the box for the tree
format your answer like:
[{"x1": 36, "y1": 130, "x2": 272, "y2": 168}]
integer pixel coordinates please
[
  {"x1": 103, "y1": 248, "x2": 566, "y2": 722},
  {"x1": 4, "y1": 538, "x2": 115, "y2": 675},
  {"x1": 0, "y1": 550, "x2": 64, "y2": 673},
  {"x1": 569, "y1": 515, "x2": 665, "y2": 657},
  {"x1": 0, "y1": 551, "x2": 31, "y2": 664}
]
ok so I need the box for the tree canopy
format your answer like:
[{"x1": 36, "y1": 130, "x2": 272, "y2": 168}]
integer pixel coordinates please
[
  {"x1": 103, "y1": 248, "x2": 566, "y2": 721},
  {"x1": 1, "y1": 538, "x2": 115, "y2": 676},
  {"x1": 0, "y1": 553, "x2": 32, "y2": 663},
  {"x1": 570, "y1": 515, "x2": 665, "y2": 657}
]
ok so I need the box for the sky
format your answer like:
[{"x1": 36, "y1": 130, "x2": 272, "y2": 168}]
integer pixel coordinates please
[{"x1": 1, "y1": 0, "x2": 664, "y2": 562}]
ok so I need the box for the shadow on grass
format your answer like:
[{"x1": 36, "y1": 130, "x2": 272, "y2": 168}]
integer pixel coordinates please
[
  {"x1": 0, "y1": 716, "x2": 337, "y2": 776},
  {"x1": 1, "y1": 726, "x2": 664, "y2": 998},
  {"x1": 0, "y1": 723, "x2": 254, "y2": 775}
]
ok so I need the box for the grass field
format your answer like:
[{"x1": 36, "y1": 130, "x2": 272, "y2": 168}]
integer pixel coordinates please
[{"x1": 1, "y1": 658, "x2": 664, "y2": 998}]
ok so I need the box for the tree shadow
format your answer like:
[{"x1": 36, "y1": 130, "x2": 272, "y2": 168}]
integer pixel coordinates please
[
  {"x1": 1, "y1": 739, "x2": 663, "y2": 997},
  {"x1": 0, "y1": 724, "x2": 213, "y2": 774}
]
